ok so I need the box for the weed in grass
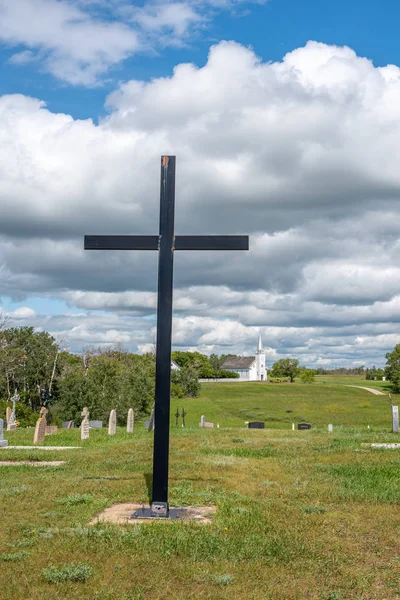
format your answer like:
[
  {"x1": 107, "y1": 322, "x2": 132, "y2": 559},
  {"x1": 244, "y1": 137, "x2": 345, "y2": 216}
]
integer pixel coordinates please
[
  {"x1": 57, "y1": 493, "x2": 93, "y2": 505},
  {"x1": 303, "y1": 506, "x2": 327, "y2": 514},
  {"x1": 0, "y1": 484, "x2": 28, "y2": 497},
  {"x1": 7, "y1": 539, "x2": 33, "y2": 548},
  {"x1": 0, "y1": 551, "x2": 29, "y2": 562},
  {"x1": 41, "y1": 562, "x2": 93, "y2": 583},
  {"x1": 231, "y1": 438, "x2": 244, "y2": 443},
  {"x1": 211, "y1": 574, "x2": 233, "y2": 585}
]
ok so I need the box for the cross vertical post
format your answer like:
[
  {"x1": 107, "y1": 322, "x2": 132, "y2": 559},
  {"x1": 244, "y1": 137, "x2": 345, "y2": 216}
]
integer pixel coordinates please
[{"x1": 151, "y1": 156, "x2": 176, "y2": 513}]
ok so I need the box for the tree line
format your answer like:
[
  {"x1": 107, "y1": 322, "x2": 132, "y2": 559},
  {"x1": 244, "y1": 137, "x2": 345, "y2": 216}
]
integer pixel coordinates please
[{"x1": 0, "y1": 327, "x2": 204, "y2": 426}]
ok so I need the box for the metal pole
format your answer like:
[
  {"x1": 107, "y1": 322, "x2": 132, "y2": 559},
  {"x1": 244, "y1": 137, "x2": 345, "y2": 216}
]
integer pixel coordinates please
[{"x1": 151, "y1": 156, "x2": 176, "y2": 512}]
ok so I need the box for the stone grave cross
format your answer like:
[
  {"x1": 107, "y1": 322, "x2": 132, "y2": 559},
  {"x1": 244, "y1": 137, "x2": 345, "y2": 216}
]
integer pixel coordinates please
[
  {"x1": 84, "y1": 155, "x2": 249, "y2": 518},
  {"x1": 7, "y1": 391, "x2": 20, "y2": 431}
]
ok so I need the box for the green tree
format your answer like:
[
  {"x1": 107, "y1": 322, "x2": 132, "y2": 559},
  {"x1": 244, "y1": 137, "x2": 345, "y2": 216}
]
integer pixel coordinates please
[
  {"x1": 300, "y1": 369, "x2": 316, "y2": 383},
  {"x1": 0, "y1": 326, "x2": 62, "y2": 410},
  {"x1": 271, "y1": 358, "x2": 300, "y2": 383},
  {"x1": 385, "y1": 344, "x2": 400, "y2": 392}
]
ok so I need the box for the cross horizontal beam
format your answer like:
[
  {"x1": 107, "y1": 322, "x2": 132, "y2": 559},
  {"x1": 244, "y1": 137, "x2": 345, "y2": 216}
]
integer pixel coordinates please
[
  {"x1": 84, "y1": 235, "x2": 249, "y2": 251},
  {"x1": 84, "y1": 235, "x2": 159, "y2": 251},
  {"x1": 174, "y1": 235, "x2": 249, "y2": 251}
]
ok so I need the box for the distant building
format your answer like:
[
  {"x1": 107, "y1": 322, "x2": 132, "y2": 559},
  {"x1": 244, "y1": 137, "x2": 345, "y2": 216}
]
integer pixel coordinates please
[{"x1": 221, "y1": 335, "x2": 267, "y2": 381}]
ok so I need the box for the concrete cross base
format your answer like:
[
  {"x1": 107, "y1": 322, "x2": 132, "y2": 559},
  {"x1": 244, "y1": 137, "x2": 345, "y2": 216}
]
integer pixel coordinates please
[{"x1": 90, "y1": 503, "x2": 216, "y2": 525}]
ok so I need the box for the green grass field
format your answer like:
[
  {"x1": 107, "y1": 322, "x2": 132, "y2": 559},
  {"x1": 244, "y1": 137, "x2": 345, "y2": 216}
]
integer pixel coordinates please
[{"x1": 0, "y1": 377, "x2": 399, "y2": 599}]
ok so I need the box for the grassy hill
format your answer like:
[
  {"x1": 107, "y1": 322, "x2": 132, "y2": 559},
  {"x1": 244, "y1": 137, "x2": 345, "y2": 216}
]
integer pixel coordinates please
[{"x1": 175, "y1": 376, "x2": 395, "y2": 430}]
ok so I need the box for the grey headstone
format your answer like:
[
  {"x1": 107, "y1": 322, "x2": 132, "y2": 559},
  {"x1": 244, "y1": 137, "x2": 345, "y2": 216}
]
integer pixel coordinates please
[
  {"x1": 0, "y1": 419, "x2": 8, "y2": 447},
  {"x1": 147, "y1": 407, "x2": 155, "y2": 432},
  {"x1": 89, "y1": 420, "x2": 103, "y2": 429},
  {"x1": 200, "y1": 415, "x2": 205, "y2": 428},
  {"x1": 392, "y1": 405, "x2": 399, "y2": 433},
  {"x1": 248, "y1": 421, "x2": 265, "y2": 429},
  {"x1": 144, "y1": 421, "x2": 150, "y2": 429},
  {"x1": 298, "y1": 422, "x2": 312, "y2": 430}
]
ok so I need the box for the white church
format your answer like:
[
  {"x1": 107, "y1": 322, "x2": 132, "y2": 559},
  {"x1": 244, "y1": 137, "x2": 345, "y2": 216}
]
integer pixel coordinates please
[{"x1": 221, "y1": 335, "x2": 267, "y2": 381}]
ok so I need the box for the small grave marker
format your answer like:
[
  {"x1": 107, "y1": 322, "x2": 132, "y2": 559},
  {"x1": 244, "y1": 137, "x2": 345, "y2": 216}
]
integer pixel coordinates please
[
  {"x1": 182, "y1": 407, "x2": 186, "y2": 427},
  {"x1": 45, "y1": 426, "x2": 58, "y2": 436},
  {"x1": 328, "y1": 424, "x2": 333, "y2": 433},
  {"x1": 292, "y1": 423, "x2": 295, "y2": 431},
  {"x1": 200, "y1": 415, "x2": 205, "y2": 428},
  {"x1": 89, "y1": 420, "x2": 103, "y2": 429},
  {"x1": 33, "y1": 407, "x2": 48, "y2": 445},
  {"x1": 204, "y1": 422, "x2": 214, "y2": 428},
  {"x1": 108, "y1": 409, "x2": 117, "y2": 436},
  {"x1": 392, "y1": 405, "x2": 399, "y2": 433},
  {"x1": 175, "y1": 408, "x2": 180, "y2": 426},
  {"x1": 0, "y1": 418, "x2": 8, "y2": 447},
  {"x1": 298, "y1": 422, "x2": 312, "y2": 430},
  {"x1": 81, "y1": 407, "x2": 90, "y2": 440},
  {"x1": 248, "y1": 421, "x2": 265, "y2": 429},
  {"x1": 147, "y1": 406, "x2": 155, "y2": 432},
  {"x1": 127, "y1": 409, "x2": 134, "y2": 433}
]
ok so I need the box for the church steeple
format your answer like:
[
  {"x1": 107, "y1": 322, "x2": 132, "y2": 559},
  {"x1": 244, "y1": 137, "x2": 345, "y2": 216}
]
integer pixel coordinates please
[{"x1": 256, "y1": 332, "x2": 263, "y2": 354}]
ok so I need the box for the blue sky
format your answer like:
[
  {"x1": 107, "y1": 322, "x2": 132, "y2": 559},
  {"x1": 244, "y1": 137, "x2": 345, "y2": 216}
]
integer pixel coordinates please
[
  {"x1": 1, "y1": 0, "x2": 400, "y2": 365},
  {"x1": 0, "y1": 0, "x2": 397, "y2": 121}
]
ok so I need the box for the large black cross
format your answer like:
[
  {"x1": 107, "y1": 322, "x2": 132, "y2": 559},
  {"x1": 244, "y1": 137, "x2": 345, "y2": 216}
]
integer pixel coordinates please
[{"x1": 84, "y1": 156, "x2": 249, "y2": 517}]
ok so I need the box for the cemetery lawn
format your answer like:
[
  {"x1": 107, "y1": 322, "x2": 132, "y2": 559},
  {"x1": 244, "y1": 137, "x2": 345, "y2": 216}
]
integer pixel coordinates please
[{"x1": 0, "y1": 379, "x2": 399, "y2": 600}]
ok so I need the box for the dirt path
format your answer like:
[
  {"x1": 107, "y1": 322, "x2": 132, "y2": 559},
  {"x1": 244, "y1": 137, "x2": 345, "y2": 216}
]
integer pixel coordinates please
[{"x1": 344, "y1": 385, "x2": 386, "y2": 396}]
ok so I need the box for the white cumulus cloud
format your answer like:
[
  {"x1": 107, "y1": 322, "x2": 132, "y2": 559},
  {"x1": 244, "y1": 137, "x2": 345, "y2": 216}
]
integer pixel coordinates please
[{"x1": 0, "y1": 40, "x2": 400, "y2": 364}]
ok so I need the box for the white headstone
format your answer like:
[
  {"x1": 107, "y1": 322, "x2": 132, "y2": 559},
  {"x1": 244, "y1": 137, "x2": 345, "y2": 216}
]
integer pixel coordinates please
[
  {"x1": 328, "y1": 424, "x2": 333, "y2": 433},
  {"x1": 0, "y1": 418, "x2": 8, "y2": 447},
  {"x1": 81, "y1": 407, "x2": 90, "y2": 440},
  {"x1": 392, "y1": 405, "x2": 399, "y2": 433},
  {"x1": 292, "y1": 423, "x2": 295, "y2": 431},
  {"x1": 127, "y1": 408, "x2": 134, "y2": 433},
  {"x1": 382, "y1": 376, "x2": 386, "y2": 381},
  {"x1": 217, "y1": 423, "x2": 220, "y2": 429},
  {"x1": 200, "y1": 415, "x2": 205, "y2": 428},
  {"x1": 108, "y1": 409, "x2": 117, "y2": 436}
]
